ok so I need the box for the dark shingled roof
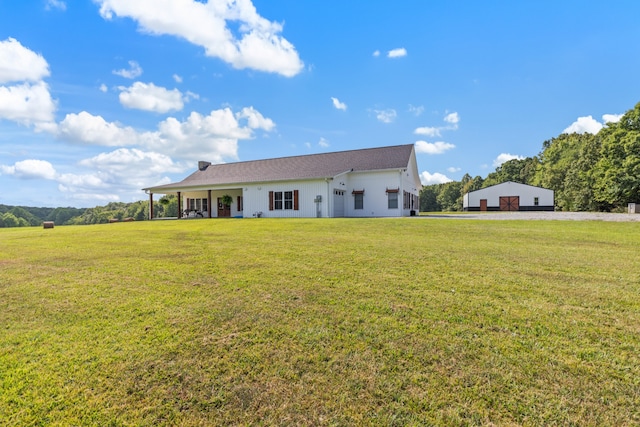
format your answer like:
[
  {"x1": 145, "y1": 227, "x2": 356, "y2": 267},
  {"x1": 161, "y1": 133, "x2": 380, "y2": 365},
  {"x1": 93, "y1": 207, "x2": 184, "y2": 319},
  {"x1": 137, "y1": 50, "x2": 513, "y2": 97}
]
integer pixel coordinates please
[{"x1": 145, "y1": 144, "x2": 415, "y2": 191}]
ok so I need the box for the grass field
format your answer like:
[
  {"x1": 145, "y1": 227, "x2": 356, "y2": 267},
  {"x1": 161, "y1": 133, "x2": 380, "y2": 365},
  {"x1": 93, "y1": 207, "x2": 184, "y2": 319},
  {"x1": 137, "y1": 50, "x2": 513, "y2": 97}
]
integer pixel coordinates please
[{"x1": 1, "y1": 218, "x2": 639, "y2": 426}]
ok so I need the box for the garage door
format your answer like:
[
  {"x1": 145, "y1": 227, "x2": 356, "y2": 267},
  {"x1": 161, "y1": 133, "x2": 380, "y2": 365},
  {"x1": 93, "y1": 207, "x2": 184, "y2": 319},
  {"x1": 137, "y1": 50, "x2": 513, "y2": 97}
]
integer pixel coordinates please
[{"x1": 499, "y1": 196, "x2": 519, "y2": 211}]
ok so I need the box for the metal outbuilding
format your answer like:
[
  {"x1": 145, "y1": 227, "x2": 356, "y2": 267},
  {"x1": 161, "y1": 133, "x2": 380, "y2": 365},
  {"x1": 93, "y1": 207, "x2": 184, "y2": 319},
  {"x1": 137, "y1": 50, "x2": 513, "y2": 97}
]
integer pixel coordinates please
[{"x1": 463, "y1": 181, "x2": 554, "y2": 212}]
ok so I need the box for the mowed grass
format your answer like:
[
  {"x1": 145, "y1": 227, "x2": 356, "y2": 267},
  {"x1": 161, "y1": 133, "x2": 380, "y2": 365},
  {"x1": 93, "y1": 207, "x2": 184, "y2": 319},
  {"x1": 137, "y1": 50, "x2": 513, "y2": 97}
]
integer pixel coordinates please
[{"x1": 1, "y1": 218, "x2": 639, "y2": 426}]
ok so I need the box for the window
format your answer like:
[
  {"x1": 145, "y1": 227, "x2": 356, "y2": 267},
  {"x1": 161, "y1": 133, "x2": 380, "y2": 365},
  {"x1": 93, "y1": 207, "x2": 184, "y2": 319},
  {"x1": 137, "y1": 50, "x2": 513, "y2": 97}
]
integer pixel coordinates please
[
  {"x1": 534, "y1": 197, "x2": 539, "y2": 206},
  {"x1": 284, "y1": 191, "x2": 293, "y2": 210},
  {"x1": 237, "y1": 196, "x2": 243, "y2": 211},
  {"x1": 274, "y1": 191, "x2": 283, "y2": 209},
  {"x1": 386, "y1": 188, "x2": 399, "y2": 209},
  {"x1": 188, "y1": 198, "x2": 208, "y2": 213},
  {"x1": 269, "y1": 190, "x2": 299, "y2": 210},
  {"x1": 388, "y1": 192, "x2": 398, "y2": 209},
  {"x1": 354, "y1": 193, "x2": 363, "y2": 210}
]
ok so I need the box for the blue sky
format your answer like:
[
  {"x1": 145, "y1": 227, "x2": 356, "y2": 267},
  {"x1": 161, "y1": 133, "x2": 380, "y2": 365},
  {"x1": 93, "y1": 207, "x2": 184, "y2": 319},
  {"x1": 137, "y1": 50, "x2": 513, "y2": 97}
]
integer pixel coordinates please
[{"x1": 1, "y1": 0, "x2": 639, "y2": 207}]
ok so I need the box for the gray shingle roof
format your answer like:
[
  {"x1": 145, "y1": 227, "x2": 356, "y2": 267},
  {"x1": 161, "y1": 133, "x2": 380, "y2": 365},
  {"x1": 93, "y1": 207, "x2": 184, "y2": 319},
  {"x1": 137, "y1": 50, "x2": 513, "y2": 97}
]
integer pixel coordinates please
[{"x1": 145, "y1": 144, "x2": 414, "y2": 191}]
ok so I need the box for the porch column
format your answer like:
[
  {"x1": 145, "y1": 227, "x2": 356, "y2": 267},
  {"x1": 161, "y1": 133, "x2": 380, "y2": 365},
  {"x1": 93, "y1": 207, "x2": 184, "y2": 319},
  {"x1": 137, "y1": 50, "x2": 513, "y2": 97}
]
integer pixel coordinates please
[
  {"x1": 177, "y1": 191, "x2": 182, "y2": 218},
  {"x1": 207, "y1": 190, "x2": 212, "y2": 218},
  {"x1": 148, "y1": 192, "x2": 154, "y2": 220}
]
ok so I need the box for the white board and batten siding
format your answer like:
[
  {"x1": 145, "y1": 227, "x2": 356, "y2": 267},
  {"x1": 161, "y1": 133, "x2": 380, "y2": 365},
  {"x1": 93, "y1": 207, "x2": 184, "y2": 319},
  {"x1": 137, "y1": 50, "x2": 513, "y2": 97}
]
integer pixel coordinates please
[
  {"x1": 243, "y1": 180, "x2": 328, "y2": 218},
  {"x1": 346, "y1": 170, "x2": 404, "y2": 217},
  {"x1": 463, "y1": 181, "x2": 554, "y2": 212},
  {"x1": 244, "y1": 171, "x2": 417, "y2": 218}
]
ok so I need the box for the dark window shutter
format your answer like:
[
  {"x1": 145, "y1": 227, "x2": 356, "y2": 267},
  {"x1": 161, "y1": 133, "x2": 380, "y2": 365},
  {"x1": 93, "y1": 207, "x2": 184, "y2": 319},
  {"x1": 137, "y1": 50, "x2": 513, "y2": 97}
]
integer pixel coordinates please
[
  {"x1": 269, "y1": 191, "x2": 274, "y2": 211},
  {"x1": 294, "y1": 190, "x2": 299, "y2": 210},
  {"x1": 237, "y1": 196, "x2": 242, "y2": 211}
]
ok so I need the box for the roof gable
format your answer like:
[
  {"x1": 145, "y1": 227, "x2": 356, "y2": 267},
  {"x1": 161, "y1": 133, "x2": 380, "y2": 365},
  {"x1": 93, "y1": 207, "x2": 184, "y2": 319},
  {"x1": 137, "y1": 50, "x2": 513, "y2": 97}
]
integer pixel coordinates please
[{"x1": 467, "y1": 181, "x2": 554, "y2": 195}]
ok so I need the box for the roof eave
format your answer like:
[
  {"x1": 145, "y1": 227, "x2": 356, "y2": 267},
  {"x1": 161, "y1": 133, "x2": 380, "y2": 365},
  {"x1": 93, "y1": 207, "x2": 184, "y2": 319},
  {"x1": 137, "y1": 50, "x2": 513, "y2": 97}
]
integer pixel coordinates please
[{"x1": 143, "y1": 175, "x2": 335, "y2": 193}]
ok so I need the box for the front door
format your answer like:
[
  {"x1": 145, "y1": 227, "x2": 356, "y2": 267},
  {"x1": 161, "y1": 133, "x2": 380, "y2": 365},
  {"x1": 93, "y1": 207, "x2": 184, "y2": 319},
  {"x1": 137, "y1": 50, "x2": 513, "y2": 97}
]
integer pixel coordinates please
[
  {"x1": 480, "y1": 199, "x2": 487, "y2": 211},
  {"x1": 333, "y1": 189, "x2": 345, "y2": 217},
  {"x1": 217, "y1": 197, "x2": 231, "y2": 217}
]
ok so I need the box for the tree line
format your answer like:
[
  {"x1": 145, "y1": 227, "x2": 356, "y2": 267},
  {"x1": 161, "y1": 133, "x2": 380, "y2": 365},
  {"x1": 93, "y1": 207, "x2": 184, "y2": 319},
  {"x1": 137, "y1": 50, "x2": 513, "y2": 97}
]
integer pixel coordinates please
[
  {"x1": 0, "y1": 196, "x2": 179, "y2": 228},
  {"x1": 421, "y1": 101, "x2": 640, "y2": 212}
]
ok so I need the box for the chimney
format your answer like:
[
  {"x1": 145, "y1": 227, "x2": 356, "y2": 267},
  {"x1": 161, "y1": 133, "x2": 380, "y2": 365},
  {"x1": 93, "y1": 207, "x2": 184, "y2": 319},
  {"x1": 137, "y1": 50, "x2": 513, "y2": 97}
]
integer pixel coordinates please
[{"x1": 198, "y1": 161, "x2": 211, "y2": 171}]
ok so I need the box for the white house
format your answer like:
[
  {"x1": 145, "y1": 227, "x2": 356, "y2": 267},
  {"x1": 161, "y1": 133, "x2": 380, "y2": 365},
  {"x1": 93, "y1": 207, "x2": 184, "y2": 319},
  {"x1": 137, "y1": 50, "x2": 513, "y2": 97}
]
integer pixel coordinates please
[
  {"x1": 463, "y1": 181, "x2": 554, "y2": 212},
  {"x1": 143, "y1": 144, "x2": 422, "y2": 219}
]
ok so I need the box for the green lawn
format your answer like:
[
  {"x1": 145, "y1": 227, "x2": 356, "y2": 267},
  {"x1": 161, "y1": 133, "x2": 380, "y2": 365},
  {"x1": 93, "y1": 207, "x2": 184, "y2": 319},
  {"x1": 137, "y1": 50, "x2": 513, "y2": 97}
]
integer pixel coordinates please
[{"x1": 1, "y1": 218, "x2": 639, "y2": 426}]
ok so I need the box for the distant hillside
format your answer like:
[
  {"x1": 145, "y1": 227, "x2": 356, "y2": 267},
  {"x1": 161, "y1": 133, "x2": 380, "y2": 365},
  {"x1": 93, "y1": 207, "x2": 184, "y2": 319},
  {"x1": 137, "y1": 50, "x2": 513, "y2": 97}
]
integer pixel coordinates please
[
  {"x1": 0, "y1": 196, "x2": 179, "y2": 228},
  {"x1": 0, "y1": 205, "x2": 86, "y2": 227}
]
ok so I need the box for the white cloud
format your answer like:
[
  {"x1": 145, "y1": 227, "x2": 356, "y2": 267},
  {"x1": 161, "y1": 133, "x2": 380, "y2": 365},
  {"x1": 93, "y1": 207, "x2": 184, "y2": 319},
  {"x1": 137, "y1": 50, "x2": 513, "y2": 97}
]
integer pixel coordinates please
[
  {"x1": 0, "y1": 39, "x2": 56, "y2": 127},
  {"x1": 415, "y1": 140, "x2": 455, "y2": 155},
  {"x1": 96, "y1": 0, "x2": 303, "y2": 77},
  {"x1": 331, "y1": 97, "x2": 347, "y2": 111},
  {"x1": 444, "y1": 112, "x2": 459, "y2": 125},
  {"x1": 173, "y1": 74, "x2": 183, "y2": 83},
  {"x1": 304, "y1": 138, "x2": 329, "y2": 149},
  {"x1": 565, "y1": 116, "x2": 602, "y2": 134},
  {"x1": 57, "y1": 107, "x2": 274, "y2": 163},
  {"x1": 45, "y1": 0, "x2": 67, "y2": 11},
  {"x1": 0, "y1": 149, "x2": 187, "y2": 205},
  {"x1": 0, "y1": 159, "x2": 57, "y2": 180},
  {"x1": 372, "y1": 50, "x2": 380, "y2": 57},
  {"x1": 118, "y1": 82, "x2": 186, "y2": 113},
  {"x1": 77, "y1": 148, "x2": 184, "y2": 186},
  {"x1": 420, "y1": 171, "x2": 452, "y2": 185},
  {"x1": 408, "y1": 104, "x2": 424, "y2": 116},
  {"x1": 447, "y1": 167, "x2": 461, "y2": 173},
  {"x1": 61, "y1": 190, "x2": 121, "y2": 204},
  {"x1": 8, "y1": 103, "x2": 276, "y2": 203},
  {"x1": 58, "y1": 111, "x2": 143, "y2": 146},
  {"x1": 493, "y1": 153, "x2": 524, "y2": 167},
  {"x1": 562, "y1": 115, "x2": 603, "y2": 135},
  {"x1": 414, "y1": 126, "x2": 441, "y2": 137},
  {"x1": 155, "y1": 112, "x2": 243, "y2": 162},
  {"x1": 112, "y1": 60, "x2": 143, "y2": 79},
  {"x1": 414, "y1": 111, "x2": 460, "y2": 137},
  {"x1": 236, "y1": 106, "x2": 275, "y2": 131},
  {"x1": 0, "y1": 81, "x2": 57, "y2": 126},
  {"x1": 99, "y1": 83, "x2": 108, "y2": 93},
  {"x1": 563, "y1": 113, "x2": 624, "y2": 135},
  {"x1": 153, "y1": 107, "x2": 276, "y2": 162},
  {"x1": 387, "y1": 48, "x2": 407, "y2": 58},
  {"x1": 0, "y1": 38, "x2": 50, "y2": 84},
  {"x1": 185, "y1": 91, "x2": 199, "y2": 101},
  {"x1": 602, "y1": 113, "x2": 623, "y2": 124},
  {"x1": 374, "y1": 108, "x2": 397, "y2": 123},
  {"x1": 57, "y1": 172, "x2": 107, "y2": 189}
]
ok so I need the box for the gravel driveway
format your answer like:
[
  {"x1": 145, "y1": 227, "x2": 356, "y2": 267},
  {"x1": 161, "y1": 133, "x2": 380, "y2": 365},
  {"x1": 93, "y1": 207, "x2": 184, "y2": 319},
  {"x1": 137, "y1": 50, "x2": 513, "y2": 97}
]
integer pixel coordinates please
[{"x1": 422, "y1": 212, "x2": 640, "y2": 222}]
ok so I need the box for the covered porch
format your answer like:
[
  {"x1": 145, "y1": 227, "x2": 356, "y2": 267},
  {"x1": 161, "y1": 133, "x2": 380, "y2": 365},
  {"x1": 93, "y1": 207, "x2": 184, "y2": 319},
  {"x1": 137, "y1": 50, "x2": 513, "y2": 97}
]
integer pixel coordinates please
[{"x1": 146, "y1": 188, "x2": 244, "y2": 219}]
